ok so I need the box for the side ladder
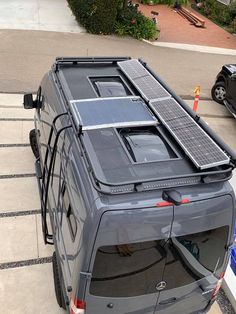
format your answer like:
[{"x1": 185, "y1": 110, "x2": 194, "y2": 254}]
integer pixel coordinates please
[{"x1": 37, "y1": 112, "x2": 71, "y2": 245}]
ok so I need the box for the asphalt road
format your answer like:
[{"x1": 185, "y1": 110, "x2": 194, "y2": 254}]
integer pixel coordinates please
[{"x1": 0, "y1": 29, "x2": 235, "y2": 97}]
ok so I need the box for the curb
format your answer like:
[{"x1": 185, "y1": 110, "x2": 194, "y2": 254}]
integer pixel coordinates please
[{"x1": 143, "y1": 40, "x2": 236, "y2": 55}]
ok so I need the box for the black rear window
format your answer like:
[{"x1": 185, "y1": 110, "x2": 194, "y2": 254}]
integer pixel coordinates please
[
  {"x1": 90, "y1": 240, "x2": 166, "y2": 297},
  {"x1": 164, "y1": 226, "x2": 228, "y2": 290},
  {"x1": 89, "y1": 226, "x2": 228, "y2": 297}
]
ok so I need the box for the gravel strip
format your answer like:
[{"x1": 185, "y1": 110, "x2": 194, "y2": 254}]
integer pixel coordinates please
[
  {"x1": 0, "y1": 257, "x2": 52, "y2": 270},
  {"x1": 0, "y1": 143, "x2": 30, "y2": 147},
  {"x1": 217, "y1": 289, "x2": 236, "y2": 314},
  {"x1": 0, "y1": 118, "x2": 34, "y2": 121},
  {"x1": 0, "y1": 173, "x2": 35, "y2": 179},
  {"x1": 0, "y1": 209, "x2": 41, "y2": 218}
]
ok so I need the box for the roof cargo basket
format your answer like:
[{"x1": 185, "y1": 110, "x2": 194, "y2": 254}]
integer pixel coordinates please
[
  {"x1": 53, "y1": 57, "x2": 131, "y2": 71},
  {"x1": 52, "y1": 57, "x2": 236, "y2": 195}
]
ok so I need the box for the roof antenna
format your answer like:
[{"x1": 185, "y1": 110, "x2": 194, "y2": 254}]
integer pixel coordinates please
[{"x1": 162, "y1": 190, "x2": 182, "y2": 206}]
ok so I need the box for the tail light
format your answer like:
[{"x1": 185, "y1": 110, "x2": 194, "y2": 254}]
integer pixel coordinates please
[
  {"x1": 156, "y1": 201, "x2": 173, "y2": 207},
  {"x1": 212, "y1": 271, "x2": 225, "y2": 298},
  {"x1": 70, "y1": 297, "x2": 86, "y2": 314},
  {"x1": 156, "y1": 199, "x2": 189, "y2": 207}
]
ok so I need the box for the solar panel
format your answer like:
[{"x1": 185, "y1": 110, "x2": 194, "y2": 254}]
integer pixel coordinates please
[
  {"x1": 118, "y1": 59, "x2": 170, "y2": 101},
  {"x1": 118, "y1": 59, "x2": 148, "y2": 79},
  {"x1": 150, "y1": 98, "x2": 230, "y2": 169},
  {"x1": 70, "y1": 97, "x2": 157, "y2": 130}
]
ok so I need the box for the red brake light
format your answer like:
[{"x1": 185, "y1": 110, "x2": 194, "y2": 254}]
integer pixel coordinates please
[
  {"x1": 212, "y1": 271, "x2": 225, "y2": 298},
  {"x1": 219, "y1": 271, "x2": 225, "y2": 279},
  {"x1": 181, "y1": 198, "x2": 190, "y2": 204},
  {"x1": 156, "y1": 201, "x2": 173, "y2": 207},
  {"x1": 75, "y1": 299, "x2": 86, "y2": 309},
  {"x1": 156, "y1": 199, "x2": 190, "y2": 207},
  {"x1": 70, "y1": 298, "x2": 86, "y2": 314}
]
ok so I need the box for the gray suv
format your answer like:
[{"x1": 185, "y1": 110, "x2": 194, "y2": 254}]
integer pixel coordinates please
[{"x1": 24, "y1": 57, "x2": 236, "y2": 314}]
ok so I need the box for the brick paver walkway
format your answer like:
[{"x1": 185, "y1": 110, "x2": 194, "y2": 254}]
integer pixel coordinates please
[{"x1": 138, "y1": 2, "x2": 236, "y2": 49}]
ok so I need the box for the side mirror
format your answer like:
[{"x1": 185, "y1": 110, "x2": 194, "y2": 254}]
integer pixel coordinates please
[
  {"x1": 230, "y1": 73, "x2": 236, "y2": 80},
  {"x1": 23, "y1": 94, "x2": 35, "y2": 109}
]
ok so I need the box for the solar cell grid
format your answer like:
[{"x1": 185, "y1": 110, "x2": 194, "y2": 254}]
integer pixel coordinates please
[
  {"x1": 118, "y1": 59, "x2": 170, "y2": 100},
  {"x1": 166, "y1": 116, "x2": 194, "y2": 131},
  {"x1": 134, "y1": 76, "x2": 170, "y2": 100},
  {"x1": 70, "y1": 97, "x2": 157, "y2": 130},
  {"x1": 151, "y1": 98, "x2": 188, "y2": 120},
  {"x1": 174, "y1": 128, "x2": 229, "y2": 167},
  {"x1": 118, "y1": 59, "x2": 148, "y2": 79},
  {"x1": 150, "y1": 99, "x2": 229, "y2": 169}
]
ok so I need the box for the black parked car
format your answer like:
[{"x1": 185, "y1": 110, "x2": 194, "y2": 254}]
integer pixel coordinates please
[{"x1": 211, "y1": 64, "x2": 236, "y2": 118}]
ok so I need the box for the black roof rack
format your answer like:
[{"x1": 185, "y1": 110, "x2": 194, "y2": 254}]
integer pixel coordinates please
[
  {"x1": 52, "y1": 57, "x2": 236, "y2": 194},
  {"x1": 53, "y1": 56, "x2": 131, "y2": 71}
]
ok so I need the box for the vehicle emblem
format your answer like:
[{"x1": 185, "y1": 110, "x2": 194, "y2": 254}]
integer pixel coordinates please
[{"x1": 156, "y1": 281, "x2": 167, "y2": 291}]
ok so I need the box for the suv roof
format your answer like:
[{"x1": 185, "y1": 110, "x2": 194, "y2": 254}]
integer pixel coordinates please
[{"x1": 52, "y1": 57, "x2": 236, "y2": 194}]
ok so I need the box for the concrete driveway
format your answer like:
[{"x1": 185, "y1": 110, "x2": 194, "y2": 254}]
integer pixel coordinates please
[
  {"x1": 0, "y1": 2, "x2": 235, "y2": 312},
  {"x1": 0, "y1": 0, "x2": 84, "y2": 32},
  {"x1": 0, "y1": 93, "x2": 234, "y2": 314}
]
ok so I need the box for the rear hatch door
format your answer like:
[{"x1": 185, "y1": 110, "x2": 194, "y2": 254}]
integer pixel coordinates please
[
  {"x1": 84, "y1": 205, "x2": 173, "y2": 314},
  {"x1": 155, "y1": 195, "x2": 233, "y2": 314}
]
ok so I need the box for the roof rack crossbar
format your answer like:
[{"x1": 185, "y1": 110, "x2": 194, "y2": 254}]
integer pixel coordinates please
[
  {"x1": 87, "y1": 165, "x2": 233, "y2": 188},
  {"x1": 54, "y1": 57, "x2": 131, "y2": 67},
  {"x1": 86, "y1": 165, "x2": 232, "y2": 195}
]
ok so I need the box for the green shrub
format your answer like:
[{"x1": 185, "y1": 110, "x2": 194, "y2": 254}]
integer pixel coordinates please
[
  {"x1": 68, "y1": 0, "x2": 119, "y2": 34},
  {"x1": 116, "y1": 5, "x2": 157, "y2": 40},
  {"x1": 166, "y1": 0, "x2": 188, "y2": 6},
  {"x1": 198, "y1": 0, "x2": 233, "y2": 26},
  {"x1": 68, "y1": 0, "x2": 157, "y2": 39},
  {"x1": 67, "y1": 0, "x2": 90, "y2": 27},
  {"x1": 229, "y1": 1, "x2": 236, "y2": 18}
]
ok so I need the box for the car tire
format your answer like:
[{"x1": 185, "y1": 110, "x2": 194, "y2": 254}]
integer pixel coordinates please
[
  {"x1": 29, "y1": 129, "x2": 40, "y2": 159},
  {"x1": 52, "y1": 251, "x2": 66, "y2": 309},
  {"x1": 211, "y1": 81, "x2": 226, "y2": 105}
]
